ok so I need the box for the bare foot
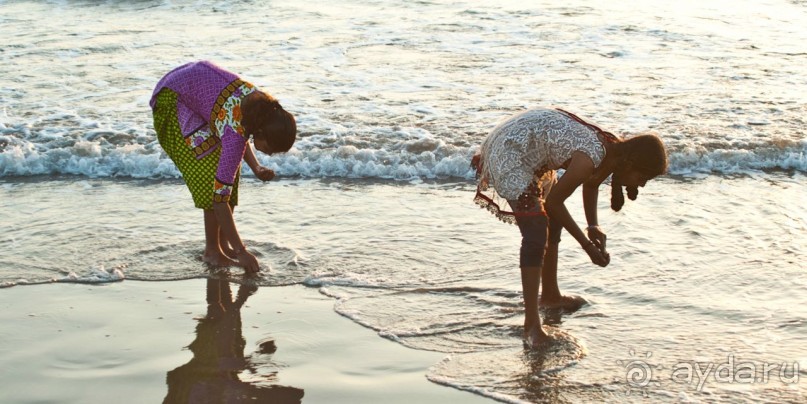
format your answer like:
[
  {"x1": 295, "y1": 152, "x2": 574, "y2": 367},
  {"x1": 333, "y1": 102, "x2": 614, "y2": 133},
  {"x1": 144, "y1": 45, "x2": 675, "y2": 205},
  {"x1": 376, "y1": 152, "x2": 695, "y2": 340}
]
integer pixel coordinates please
[
  {"x1": 202, "y1": 250, "x2": 237, "y2": 267},
  {"x1": 220, "y1": 243, "x2": 237, "y2": 259},
  {"x1": 523, "y1": 323, "x2": 552, "y2": 349},
  {"x1": 539, "y1": 295, "x2": 588, "y2": 312}
]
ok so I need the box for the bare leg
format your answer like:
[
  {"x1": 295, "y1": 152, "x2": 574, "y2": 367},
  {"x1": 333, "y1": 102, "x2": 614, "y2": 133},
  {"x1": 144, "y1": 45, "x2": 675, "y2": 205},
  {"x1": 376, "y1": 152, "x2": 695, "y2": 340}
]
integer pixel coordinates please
[
  {"x1": 511, "y1": 210, "x2": 552, "y2": 348},
  {"x1": 539, "y1": 240, "x2": 587, "y2": 311},
  {"x1": 203, "y1": 209, "x2": 236, "y2": 267},
  {"x1": 219, "y1": 205, "x2": 237, "y2": 258},
  {"x1": 521, "y1": 265, "x2": 549, "y2": 346},
  {"x1": 540, "y1": 241, "x2": 561, "y2": 300}
]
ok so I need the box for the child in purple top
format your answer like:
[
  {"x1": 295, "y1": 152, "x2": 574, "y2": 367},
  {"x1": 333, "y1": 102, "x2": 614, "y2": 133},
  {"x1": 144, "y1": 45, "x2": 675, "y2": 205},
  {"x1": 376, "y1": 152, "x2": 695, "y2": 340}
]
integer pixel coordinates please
[{"x1": 151, "y1": 61, "x2": 296, "y2": 273}]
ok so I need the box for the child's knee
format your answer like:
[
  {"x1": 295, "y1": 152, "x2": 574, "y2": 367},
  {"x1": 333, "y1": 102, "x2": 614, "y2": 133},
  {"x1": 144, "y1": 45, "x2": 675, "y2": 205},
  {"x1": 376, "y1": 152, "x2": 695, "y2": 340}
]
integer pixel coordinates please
[{"x1": 515, "y1": 214, "x2": 549, "y2": 268}]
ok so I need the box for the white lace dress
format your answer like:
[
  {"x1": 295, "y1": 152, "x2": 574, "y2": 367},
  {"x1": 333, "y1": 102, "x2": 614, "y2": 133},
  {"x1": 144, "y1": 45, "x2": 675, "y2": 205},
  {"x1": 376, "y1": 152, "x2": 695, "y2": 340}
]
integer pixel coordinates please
[{"x1": 474, "y1": 107, "x2": 612, "y2": 224}]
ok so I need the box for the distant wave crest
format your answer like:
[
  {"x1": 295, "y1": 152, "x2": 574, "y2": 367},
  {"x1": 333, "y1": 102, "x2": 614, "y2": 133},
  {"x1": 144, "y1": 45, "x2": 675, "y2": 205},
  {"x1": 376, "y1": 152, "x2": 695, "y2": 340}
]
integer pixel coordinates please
[{"x1": 1, "y1": 117, "x2": 804, "y2": 179}]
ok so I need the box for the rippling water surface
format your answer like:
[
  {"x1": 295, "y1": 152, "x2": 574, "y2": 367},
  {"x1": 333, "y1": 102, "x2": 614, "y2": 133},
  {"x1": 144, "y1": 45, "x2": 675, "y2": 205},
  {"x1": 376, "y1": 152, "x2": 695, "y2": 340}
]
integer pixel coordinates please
[{"x1": 2, "y1": 176, "x2": 805, "y2": 402}]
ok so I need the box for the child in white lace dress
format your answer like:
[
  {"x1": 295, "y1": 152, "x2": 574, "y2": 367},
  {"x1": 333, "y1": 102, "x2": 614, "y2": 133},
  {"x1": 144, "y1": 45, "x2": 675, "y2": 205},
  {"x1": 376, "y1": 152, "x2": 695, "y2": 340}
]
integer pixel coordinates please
[{"x1": 472, "y1": 107, "x2": 667, "y2": 348}]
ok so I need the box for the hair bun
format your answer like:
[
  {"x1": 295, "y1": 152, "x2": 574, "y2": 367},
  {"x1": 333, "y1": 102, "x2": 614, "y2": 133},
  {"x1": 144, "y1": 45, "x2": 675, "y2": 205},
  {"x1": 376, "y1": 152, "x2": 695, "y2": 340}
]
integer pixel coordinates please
[
  {"x1": 611, "y1": 182, "x2": 625, "y2": 212},
  {"x1": 626, "y1": 186, "x2": 639, "y2": 201}
]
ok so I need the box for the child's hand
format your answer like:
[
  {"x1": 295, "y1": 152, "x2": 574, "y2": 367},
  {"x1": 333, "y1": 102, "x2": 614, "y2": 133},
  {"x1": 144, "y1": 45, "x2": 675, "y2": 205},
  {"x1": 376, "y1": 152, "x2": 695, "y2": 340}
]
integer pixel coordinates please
[
  {"x1": 583, "y1": 242, "x2": 609, "y2": 267},
  {"x1": 587, "y1": 226, "x2": 610, "y2": 265},
  {"x1": 586, "y1": 225, "x2": 607, "y2": 252},
  {"x1": 254, "y1": 166, "x2": 276, "y2": 182},
  {"x1": 470, "y1": 153, "x2": 482, "y2": 174}
]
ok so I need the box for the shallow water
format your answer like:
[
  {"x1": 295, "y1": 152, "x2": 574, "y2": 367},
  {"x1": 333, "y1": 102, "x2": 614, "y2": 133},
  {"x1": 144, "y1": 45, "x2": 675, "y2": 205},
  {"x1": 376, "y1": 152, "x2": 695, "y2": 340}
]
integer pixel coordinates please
[
  {"x1": 1, "y1": 0, "x2": 806, "y2": 401},
  {"x1": 2, "y1": 176, "x2": 805, "y2": 402}
]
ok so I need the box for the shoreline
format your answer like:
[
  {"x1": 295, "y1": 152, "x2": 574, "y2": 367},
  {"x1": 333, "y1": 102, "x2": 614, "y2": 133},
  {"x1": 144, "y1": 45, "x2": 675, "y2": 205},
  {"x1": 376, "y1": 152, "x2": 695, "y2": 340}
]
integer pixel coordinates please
[
  {"x1": 0, "y1": 279, "x2": 493, "y2": 404},
  {"x1": 1, "y1": 169, "x2": 804, "y2": 185}
]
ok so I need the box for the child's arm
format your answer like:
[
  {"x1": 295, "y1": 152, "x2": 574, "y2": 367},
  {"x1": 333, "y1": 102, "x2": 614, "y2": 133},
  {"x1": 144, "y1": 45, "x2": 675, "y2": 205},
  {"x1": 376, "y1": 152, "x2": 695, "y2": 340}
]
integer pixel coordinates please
[
  {"x1": 582, "y1": 181, "x2": 606, "y2": 252},
  {"x1": 545, "y1": 151, "x2": 608, "y2": 267},
  {"x1": 243, "y1": 141, "x2": 260, "y2": 171},
  {"x1": 213, "y1": 126, "x2": 260, "y2": 272},
  {"x1": 244, "y1": 142, "x2": 275, "y2": 182}
]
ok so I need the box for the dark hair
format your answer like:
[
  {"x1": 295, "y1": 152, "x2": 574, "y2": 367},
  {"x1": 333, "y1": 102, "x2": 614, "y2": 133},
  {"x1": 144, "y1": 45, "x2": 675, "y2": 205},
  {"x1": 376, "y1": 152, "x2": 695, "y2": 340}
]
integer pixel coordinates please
[
  {"x1": 241, "y1": 91, "x2": 297, "y2": 152},
  {"x1": 610, "y1": 134, "x2": 668, "y2": 211}
]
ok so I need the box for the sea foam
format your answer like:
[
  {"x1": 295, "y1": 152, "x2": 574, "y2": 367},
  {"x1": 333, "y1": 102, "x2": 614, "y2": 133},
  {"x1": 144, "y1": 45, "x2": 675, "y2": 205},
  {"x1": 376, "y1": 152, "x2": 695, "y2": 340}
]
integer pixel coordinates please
[{"x1": 2, "y1": 135, "x2": 804, "y2": 179}]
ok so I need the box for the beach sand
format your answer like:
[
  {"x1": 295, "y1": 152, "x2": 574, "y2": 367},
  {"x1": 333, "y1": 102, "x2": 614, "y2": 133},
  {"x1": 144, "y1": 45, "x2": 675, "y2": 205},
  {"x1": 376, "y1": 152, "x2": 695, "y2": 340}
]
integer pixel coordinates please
[{"x1": 0, "y1": 279, "x2": 492, "y2": 404}]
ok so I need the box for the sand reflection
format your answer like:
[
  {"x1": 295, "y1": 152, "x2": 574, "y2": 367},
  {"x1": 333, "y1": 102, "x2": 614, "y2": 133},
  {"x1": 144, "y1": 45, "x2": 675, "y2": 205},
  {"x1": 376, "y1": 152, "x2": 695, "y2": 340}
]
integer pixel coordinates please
[{"x1": 164, "y1": 278, "x2": 304, "y2": 403}]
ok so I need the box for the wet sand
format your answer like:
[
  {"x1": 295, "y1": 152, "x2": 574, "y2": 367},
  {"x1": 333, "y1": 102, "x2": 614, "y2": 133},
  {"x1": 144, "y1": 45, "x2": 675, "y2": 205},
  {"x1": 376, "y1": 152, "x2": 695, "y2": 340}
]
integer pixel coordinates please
[{"x1": 0, "y1": 279, "x2": 492, "y2": 404}]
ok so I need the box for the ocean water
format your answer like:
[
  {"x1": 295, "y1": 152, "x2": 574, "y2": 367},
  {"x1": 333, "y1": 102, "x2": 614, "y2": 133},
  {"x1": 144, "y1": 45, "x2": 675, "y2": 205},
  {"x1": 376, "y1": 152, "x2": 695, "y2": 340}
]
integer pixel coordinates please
[{"x1": 1, "y1": 0, "x2": 805, "y2": 402}]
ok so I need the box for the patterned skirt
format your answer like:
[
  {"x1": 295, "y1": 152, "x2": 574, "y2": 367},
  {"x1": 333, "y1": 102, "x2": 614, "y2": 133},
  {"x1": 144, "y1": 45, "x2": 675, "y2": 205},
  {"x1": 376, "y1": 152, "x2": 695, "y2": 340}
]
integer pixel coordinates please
[
  {"x1": 474, "y1": 169, "x2": 556, "y2": 225},
  {"x1": 153, "y1": 89, "x2": 240, "y2": 209}
]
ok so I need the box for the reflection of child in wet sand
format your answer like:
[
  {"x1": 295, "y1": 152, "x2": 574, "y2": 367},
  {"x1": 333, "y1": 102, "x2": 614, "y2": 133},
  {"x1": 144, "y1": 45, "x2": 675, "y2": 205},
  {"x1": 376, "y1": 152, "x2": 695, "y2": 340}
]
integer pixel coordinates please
[
  {"x1": 472, "y1": 108, "x2": 667, "y2": 348},
  {"x1": 163, "y1": 279, "x2": 304, "y2": 403},
  {"x1": 151, "y1": 61, "x2": 296, "y2": 273}
]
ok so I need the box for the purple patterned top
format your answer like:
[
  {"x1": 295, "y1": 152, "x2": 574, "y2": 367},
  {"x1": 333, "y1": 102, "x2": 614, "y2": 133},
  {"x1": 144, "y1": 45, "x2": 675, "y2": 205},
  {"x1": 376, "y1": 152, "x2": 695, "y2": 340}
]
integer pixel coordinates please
[
  {"x1": 150, "y1": 61, "x2": 238, "y2": 137},
  {"x1": 151, "y1": 61, "x2": 255, "y2": 203}
]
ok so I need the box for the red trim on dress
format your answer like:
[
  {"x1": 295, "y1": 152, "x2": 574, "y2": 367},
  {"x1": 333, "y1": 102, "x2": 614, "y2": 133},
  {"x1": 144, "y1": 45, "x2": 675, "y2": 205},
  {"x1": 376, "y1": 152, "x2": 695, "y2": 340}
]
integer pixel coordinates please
[{"x1": 474, "y1": 108, "x2": 617, "y2": 224}]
